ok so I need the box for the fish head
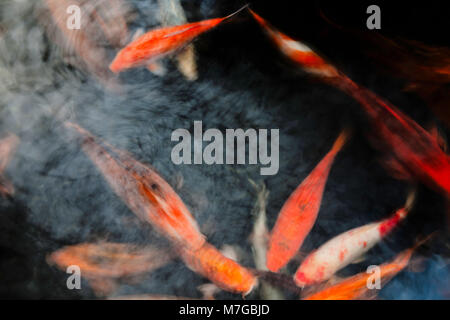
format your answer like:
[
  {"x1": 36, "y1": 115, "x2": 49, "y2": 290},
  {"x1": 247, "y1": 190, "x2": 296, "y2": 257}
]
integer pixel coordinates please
[{"x1": 109, "y1": 46, "x2": 147, "y2": 73}]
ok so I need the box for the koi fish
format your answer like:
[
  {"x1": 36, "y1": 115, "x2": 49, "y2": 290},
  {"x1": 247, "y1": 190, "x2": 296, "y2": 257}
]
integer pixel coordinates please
[
  {"x1": 266, "y1": 129, "x2": 349, "y2": 272},
  {"x1": 250, "y1": 10, "x2": 450, "y2": 198},
  {"x1": 109, "y1": 5, "x2": 248, "y2": 73},
  {"x1": 303, "y1": 245, "x2": 417, "y2": 300},
  {"x1": 48, "y1": 242, "x2": 173, "y2": 297},
  {"x1": 294, "y1": 190, "x2": 415, "y2": 287},
  {"x1": 178, "y1": 242, "x2": 257, "y2": 296},
  {"x1": 48, "y1": 242, "x2": 173, "y2": 278},
  {"x1": 65, "y1": 122, "x2": 205, "y2": 250},
  {"x1": 249, "y1": 9, "x2": 340, "y2": 79},
  {"x1": 0, "y1": 133, "x2": 19, "y2": 197}
]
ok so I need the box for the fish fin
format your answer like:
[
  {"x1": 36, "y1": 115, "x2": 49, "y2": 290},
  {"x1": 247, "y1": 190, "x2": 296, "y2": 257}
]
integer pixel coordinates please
[
  {"x1": 88, "y1": 278, "x2": 118, "y2": 297},
  {"x1": 328, "y1": 275, "x2": 345, "y2": 285},
  {"x1": 404, "y1": 188, "x2": 417, "y2": 213},
  {"x1": 147, "y1": 61, "x2": 167, "y2": 76},
  {"x1": 350, "y1": 254, "x2": 367, "y2": 264},
  {"x1": 197, "y1": 283, "x2": 219, "y2": 300},
  {"x1": 406, "y1": 256, "x2": 428, "y2": 273},
  {"x1": 175, "y1": 44, "x2": 198, "y2": 81},
  {"x1": 131, "y1": 28, "x2": 145, "y2": 41},
  {"x1": 220, "y1": 245, "x2": 239, "y2": 261}
]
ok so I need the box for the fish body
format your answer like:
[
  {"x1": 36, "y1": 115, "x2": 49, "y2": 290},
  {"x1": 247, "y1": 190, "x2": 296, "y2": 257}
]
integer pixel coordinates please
[
  {"x1": 110, "y1": 6, "x2": 247, "y2": 73},
  {"x1": 266, "y1": 130, "x2": 348, "y2": 272},
  {"x1": 109, "y1": 19, "x2": 221, "y2": 72},
  {"x1": 179, "y1": 242, "x2": 257, "y2": 295},
  {"x1": 294, "y1": 195, "x2": 412, "y2": 287},
  {"x1": 303, "y1": 246, "x2": 415, "y2": 300},
  {"x1": 65, "y1": 122, "x2": 205, "y2": 250}
]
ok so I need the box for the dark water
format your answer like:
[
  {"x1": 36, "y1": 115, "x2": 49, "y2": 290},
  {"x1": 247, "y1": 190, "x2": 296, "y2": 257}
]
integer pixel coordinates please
[{"x1": 0, "y1": 0, "x2": 449, "y2": 299}]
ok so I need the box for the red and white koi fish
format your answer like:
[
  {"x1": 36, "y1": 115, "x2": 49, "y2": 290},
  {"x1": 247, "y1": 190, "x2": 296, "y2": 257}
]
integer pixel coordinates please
[
  {"x1": 303, "y1": 244, "x2": 417, "y2": 300},
  {"x1": 178, "y1": 242, "x2": 257, "y2": 296},
  {"x1": 266, "y1": 130, "x2": 349, "y2": 272},
  {"x1": 65, "y1": 122, "x2": 205, "y2": 250},
  {"x1": 109, "y1": 5, "x2": 248, "y2": 73},
  {"x1": 294, "y1": 191, "x2": 415, "y2": 287},
  {"x1": 250, "y1": 9, "x2": 450, "y2": 198},
  {"x1": 0, "y1": 133, "x2": 19, "y2": 197}
]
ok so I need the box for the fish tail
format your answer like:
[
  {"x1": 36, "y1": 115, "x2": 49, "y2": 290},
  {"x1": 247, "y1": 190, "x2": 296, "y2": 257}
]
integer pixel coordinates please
[
  {"x1": 330, "y1": 128, "x2": 351, "y2": 154},
  {"x1": 394, "y1": 232, "x2": 436, "y2": 269},
  {"x1": 403, "y1": 188, "x2": 417, "y2": 213},
  {"x1": 224, "y1": 4, "x2": 250, "y2": 20}
]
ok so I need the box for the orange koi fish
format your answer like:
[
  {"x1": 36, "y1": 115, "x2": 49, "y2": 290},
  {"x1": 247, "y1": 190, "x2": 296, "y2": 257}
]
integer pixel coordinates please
[
  {"x1": 178, "y1": 242, "x2": 257, "y2": 296},
  {"x1": 266, "y1": 130, "x2": 349, "y2": 272},
  {"x1": 65, "y1": 122, "x2": 205, "y2": 250},
  {"x1": 303, "y1": 244, "x2": 418, "y2": 300},
  {"x1": 48, "y1": 242, "x2": 173, "y2": 278},
  {"x1": 0, "y1": 133, "x2": 19, "y2": 197},
  {"x1": 295, "y1": 191, "x2": 415, "y2": 287},
  {"x1": 250, "y1": 10, "x2": 450, "y2": 198},
  {"x1": 109, "y1": 5, "x2": 248, "y2": 73}
]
